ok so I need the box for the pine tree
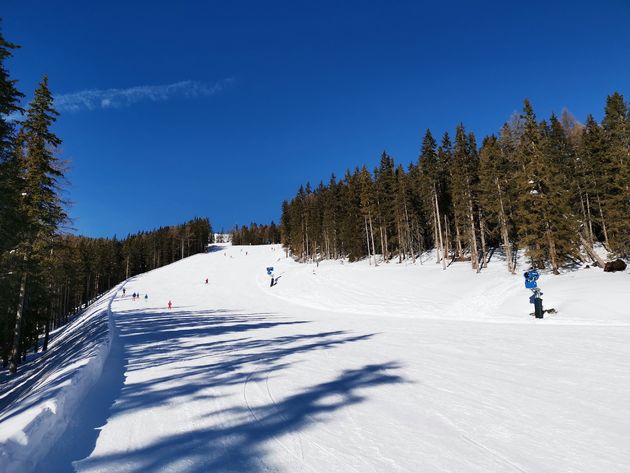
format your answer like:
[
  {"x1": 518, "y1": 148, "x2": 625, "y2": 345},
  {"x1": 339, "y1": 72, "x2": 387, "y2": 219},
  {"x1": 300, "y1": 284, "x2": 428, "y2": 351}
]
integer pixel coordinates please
[
  {"x1": 375, "y1": 151, "x2": 395, "y2": 261},
  {"x1": 393, "y1": 164, "x2": 414, "y2": 262},
  {"x1": 514, "y1": 100, "x2": 578, "y2": 273},
  {"x1": 479, "y1": 134, "x2": 517, "y2": 273},
  {"x1": 450, "y1": 124, "x2": 480, "y2": 270},
  {"x1": 600, "y1": 93, "x2": 629, "y2": 256},
  {"x1": 0, "y1": 28, "x2": 24, "y2": 252},
  {"x1": 417, "y1": 130, "x2": 445, "y2": 268},
  {"x1": 338, "y1": 169, "x2": 363, "y2": 261},
  {"x1": 280, "y1": 200, "x2": 292, "y2": 256},
  {"x1": 541, "y1": 114, "x2": 579, "y2": 263},
  {"x1": 359, "y1": 166, "x2": 377, "y2": 266},
  {"x1": 436, "y1": 133, "x2": 453, "y2": 265},
  {"x1": 9, "y1": 76, "x2": 67, "y2": 374},
  {"x1": 322, "y1": 174, "x2": 338, "y2": 259}
]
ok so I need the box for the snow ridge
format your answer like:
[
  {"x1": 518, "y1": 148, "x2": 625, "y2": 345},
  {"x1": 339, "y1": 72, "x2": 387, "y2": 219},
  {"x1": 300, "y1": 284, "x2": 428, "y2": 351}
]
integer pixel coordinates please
[{"x1": 0, "y1": 285, "x2": 120, "y2": 473}]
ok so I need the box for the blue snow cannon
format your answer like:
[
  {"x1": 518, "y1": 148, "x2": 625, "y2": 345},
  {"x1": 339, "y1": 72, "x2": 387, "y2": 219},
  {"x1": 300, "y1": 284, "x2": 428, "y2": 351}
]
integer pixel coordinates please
[
  {"x1": 523, "y1": 269, "x2": 543, "y2": 318},
  {"x1": 523, "y1": 269, "x2": 539, "y2": 289}
]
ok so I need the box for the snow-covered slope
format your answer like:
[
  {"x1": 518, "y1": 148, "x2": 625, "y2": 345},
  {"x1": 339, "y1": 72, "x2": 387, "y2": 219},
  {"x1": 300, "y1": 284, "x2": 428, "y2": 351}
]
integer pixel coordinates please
[
  {"x1": 2, "y1": 245, "x2": 629, "y2": 473},
  {"x1": 0, "y1": 286, "x2": 119, "y2": 473}
]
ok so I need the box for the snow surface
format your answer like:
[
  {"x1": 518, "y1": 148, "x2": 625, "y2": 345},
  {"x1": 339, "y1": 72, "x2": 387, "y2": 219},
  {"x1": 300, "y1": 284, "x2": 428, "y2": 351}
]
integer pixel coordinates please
[
  {"x1": 1, "y1": 244, "x2": 629, "y2": 472},
  {"x1": 0, "y1": 286, "x2": 119, "y2": 473}
]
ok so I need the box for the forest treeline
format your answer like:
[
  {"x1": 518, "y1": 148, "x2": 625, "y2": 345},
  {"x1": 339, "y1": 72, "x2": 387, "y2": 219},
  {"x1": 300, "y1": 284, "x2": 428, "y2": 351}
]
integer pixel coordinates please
[
  {"x1": 231, "y1": 222, "x2": 280, "y2": 245},
  {"x1": 280, "y1": 96, "x2": 629, "y2": 271},
  {"x1": 0, "y1": 28, "x2": 211, "y2": 375}
]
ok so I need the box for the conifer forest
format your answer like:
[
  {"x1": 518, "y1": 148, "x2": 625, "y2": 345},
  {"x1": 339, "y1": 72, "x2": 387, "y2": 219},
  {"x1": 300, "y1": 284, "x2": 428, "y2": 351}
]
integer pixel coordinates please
[
  {"x1": 0, "y1": 29, "x2": 211, "y2": 375},
  {"x1": 231, "y1": 222, "x2": 281, "y2": 246},
  {"x1": 280, "y1": 97, "x2": 629, "y2": 271}
]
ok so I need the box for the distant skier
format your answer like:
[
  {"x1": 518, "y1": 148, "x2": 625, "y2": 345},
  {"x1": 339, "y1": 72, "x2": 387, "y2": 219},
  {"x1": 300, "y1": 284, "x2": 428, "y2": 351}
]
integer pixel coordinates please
[
  {"x1": 168, "y1": 300, "x2": 172, "y2": 310},
  {"x1": 205, "y1": 278, "x2": 208, "y2": 284},
  {"x1": 144, "y1": 294, "x2": 148, "y2": 300},
  {"x1": 122, "y1": 288, "x2": 126, "y2": 296}
]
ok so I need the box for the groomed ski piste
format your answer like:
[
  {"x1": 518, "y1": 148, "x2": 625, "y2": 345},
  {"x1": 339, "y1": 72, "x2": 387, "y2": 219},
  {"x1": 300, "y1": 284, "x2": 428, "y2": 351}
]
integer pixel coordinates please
[{"x1": 1, "y1": 244, "x2": 629, "y2": 473}]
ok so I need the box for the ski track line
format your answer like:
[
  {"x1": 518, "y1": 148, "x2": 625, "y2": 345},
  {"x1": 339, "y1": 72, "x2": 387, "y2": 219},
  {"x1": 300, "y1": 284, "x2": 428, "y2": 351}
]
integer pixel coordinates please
[
  {"x1": 242, "y1": 371, "x2": 315, "y2": 473},
  {"x1": 459, "y1": 434, "x2": 530, "y2": 473},
  {"x1": 434, "y1": 411, "x2": 530, "y2": 473},
  {"x1": 300, "y1": 346, "x2": 365, "y2": 473},
  {"x1": 264, "y1": 373, "x2": 306, "y2": 466}
]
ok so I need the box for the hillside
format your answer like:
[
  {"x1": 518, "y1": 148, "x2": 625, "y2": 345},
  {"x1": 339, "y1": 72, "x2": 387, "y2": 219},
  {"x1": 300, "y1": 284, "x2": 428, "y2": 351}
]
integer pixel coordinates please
[{"x1": 1, "y1": 244, "x2": 629, "y2": 473}]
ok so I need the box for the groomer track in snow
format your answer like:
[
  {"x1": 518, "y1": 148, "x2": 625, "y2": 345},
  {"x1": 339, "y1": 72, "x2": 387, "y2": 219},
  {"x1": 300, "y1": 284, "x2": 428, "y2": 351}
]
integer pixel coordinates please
[{"x1": 3, "y1": 244, "x2": 630, "y2": 472}]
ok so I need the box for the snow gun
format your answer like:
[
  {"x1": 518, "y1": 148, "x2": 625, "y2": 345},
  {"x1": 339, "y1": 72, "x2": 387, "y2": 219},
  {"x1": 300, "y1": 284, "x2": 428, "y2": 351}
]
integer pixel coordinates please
[
  {"x1": 266, "y1": 267, "x2": 276, "y2": 287},
  {"x1": 523, "y1": 269, "x2": 544, "y2": 318}
]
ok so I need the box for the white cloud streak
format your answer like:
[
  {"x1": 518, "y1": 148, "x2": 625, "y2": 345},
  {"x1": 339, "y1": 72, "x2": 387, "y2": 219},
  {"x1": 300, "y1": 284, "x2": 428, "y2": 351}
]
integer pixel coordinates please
[{"x1": 54, "y1": 79, "x2": 233, "y2": 113}]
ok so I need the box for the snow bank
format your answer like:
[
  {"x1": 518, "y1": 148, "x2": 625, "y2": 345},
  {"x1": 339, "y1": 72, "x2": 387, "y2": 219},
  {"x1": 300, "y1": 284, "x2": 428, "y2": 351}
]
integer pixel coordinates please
[
  {"x1": 264, "y1": 248, "x2": 630, "y2": 325},
  {"x1": 0, "y1": 285, "x2": 120, "y2": 473}
]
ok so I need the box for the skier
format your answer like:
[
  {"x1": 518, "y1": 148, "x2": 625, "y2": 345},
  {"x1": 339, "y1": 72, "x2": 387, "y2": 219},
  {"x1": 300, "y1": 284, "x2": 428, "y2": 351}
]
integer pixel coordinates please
[
  {"x1": 168, "y1": 300, "x2": 172, "y2": 310},
  {"x1": 122, "y1": 288, "x2": 126, "y2": 296},
  {"x1": 205, "y1": 278, "x2": 208, "y2": 284},
  {"x1": 144, "y1": 294, "x2": 148, "y2": 300}
]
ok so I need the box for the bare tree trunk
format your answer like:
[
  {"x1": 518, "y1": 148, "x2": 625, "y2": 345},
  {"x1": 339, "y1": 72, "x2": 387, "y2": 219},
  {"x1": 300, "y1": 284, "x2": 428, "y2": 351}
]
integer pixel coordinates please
[
  {"x1": 403, "y1": 200, "x2": 415, "y2": 263},
  {"x1": 379, "y1": 224, "x2": 385, "y2": 263},
  {"x1": 305, "y1": 220, "x2": 309, "y2": 261},
  {"x1": 364, "y1": 217, "x2": 372, "y2": 266},
  {"x1": 579, "y1": 232, "x2": 606, "y2": 267},
  {"x1": 496, "y1": 179, "x2": 514, "y2": 274},
  {"x1": 545, "y1": 226, "x2": 560, "y2": 274},
  {"x1": 443, "y1": 215, "x2": 451, "y2": 263},
  {"x1": 454, "y1": 223, "x2": 463, "y2": 258},
  {"x1": 432, "y1": 200, "x2": 440, "y2": 264},
  {"x1": 369, "y1": 216, "x2": 378, "y2": 267},
  {"x1": 479, "y1": 209, "x2": 487, "y2": 269},
  {"x1": 468, "y1": 195, "x2": 480, "y2": 272},
  {"x1": 585, "y1": 193, "x2": 594, "y2": 246},
  {"x1": 396, "y1": 217, "x2": 404, "y2": 263},
  {"x1": 10, "y1": 269, "x2": 28, "y2": 374},
  {"x1": 434, "y1": 189, "x2": 446, "y2": 270},
  {"x1": 596, "y1": 193, "x2": 610, "y2": 250},
  {"x1": 43, "y1": 310, "x2": 51, "y2": 352}
]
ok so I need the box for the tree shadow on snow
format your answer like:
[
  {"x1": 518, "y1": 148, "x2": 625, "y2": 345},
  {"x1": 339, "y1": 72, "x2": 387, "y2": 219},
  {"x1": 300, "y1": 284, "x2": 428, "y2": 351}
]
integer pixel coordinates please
[{"x1": 41, "y1": 305, "x2": 404, "y2": 472}]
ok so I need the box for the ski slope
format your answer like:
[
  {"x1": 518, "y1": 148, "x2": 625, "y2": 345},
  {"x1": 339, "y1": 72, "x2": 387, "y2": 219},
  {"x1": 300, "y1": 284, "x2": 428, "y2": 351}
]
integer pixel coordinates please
[{"x1": 2, "y1": 244, "x2": 630, "y2": 472}]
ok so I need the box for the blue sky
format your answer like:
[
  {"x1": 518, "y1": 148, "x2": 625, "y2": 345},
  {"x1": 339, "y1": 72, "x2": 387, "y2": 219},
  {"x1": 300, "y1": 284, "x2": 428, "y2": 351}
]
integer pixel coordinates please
[{"x1": 3, "y1": 0, "x2": 629, "y2": 237}]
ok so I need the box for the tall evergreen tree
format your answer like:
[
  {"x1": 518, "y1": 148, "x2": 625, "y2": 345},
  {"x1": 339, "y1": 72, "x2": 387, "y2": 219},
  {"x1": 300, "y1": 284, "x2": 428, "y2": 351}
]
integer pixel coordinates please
[
  {"x1": 449, "y1": 124, "x2": 480, "y2": 270},
  {"x1": 9, "y1": 76, "x2": 67, "y2": 374},
  {"x1": 0, "y1": 28, "x2": 24, "y2": 252},
  {"x1": 514, "y1": 100, "x2": 577, "y2": 273},
  {"x1": 418, "y1": 129, "x2": 446, "y2": 268},
  {"x1": 359, "y1": 165, "x2": 378, "y2": 266},
  {"x1": 600, "y1": 93, "x2": 629, "y2": 256}
]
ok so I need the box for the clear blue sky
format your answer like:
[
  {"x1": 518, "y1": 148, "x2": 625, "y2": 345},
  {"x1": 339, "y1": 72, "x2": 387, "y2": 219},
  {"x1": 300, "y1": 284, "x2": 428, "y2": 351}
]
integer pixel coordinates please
[{"x1": 3, "y1": 0, "x2": 629, "y2": 237}]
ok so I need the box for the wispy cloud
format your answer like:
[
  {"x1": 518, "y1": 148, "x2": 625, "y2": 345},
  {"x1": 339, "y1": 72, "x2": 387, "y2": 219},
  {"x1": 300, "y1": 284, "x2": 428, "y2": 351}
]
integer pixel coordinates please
[{"x1": 55, "y1": 79, "x2": 233, "y2": 113}]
